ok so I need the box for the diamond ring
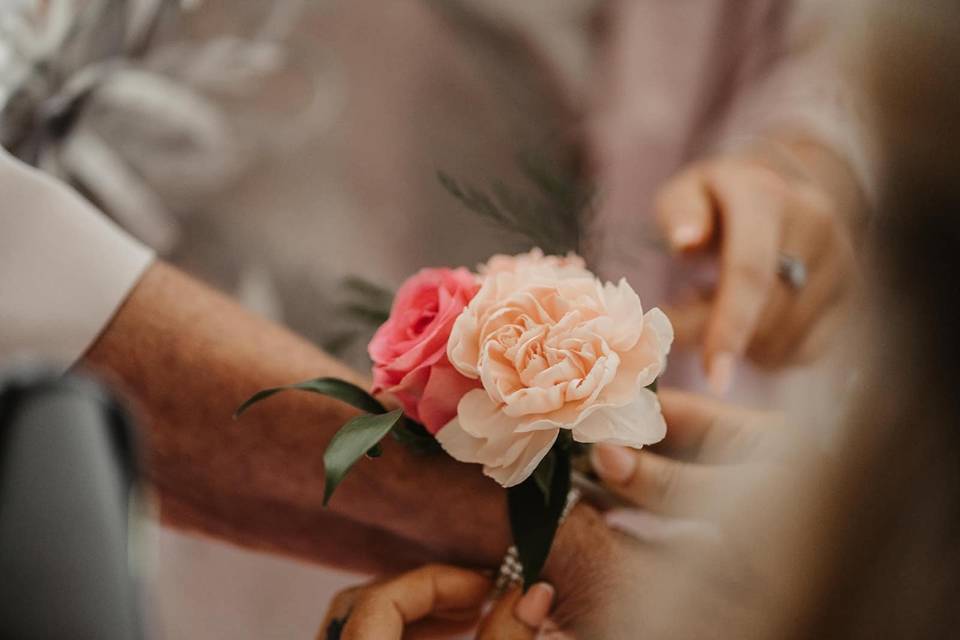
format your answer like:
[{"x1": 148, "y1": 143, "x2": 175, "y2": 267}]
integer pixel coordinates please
[{"x1": 777, "y1": 253, "x2": 807, "y2": 291}]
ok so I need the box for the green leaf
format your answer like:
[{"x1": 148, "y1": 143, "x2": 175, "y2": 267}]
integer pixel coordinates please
[
  {"x1": 531, "y1": 449, "x2": 556, "y2": 505},
  {"x1": 235, "y1": 377, "x2": 386, "y2": 419},
  {"x1": 323, "y1": 409, "x2": 403, "y2": 505},
  {"x1": 646, "y1": 377, "x2": 659, "y2": 393},
  {"x1": 391, "y1": 419, "x2": 442, "y2": 454},
  {"x1": 438, "y1": 152, "x2": 598, "y2": 256},
  {"x1": 507, "y1": 448, "x2": 571, "y2": 589},
  {"x1": 341, "y1": 276, "x2": 395, "y2": 303}
]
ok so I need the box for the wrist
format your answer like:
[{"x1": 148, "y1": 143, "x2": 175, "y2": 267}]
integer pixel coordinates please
[{"x1": 541, "y1": 503, "x2": 620, "y2": 624}]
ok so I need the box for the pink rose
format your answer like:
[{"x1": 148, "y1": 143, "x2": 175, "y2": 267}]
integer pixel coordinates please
[
  {"x1": 437, "y1": 255, "x2": 673, "y2": 487},
  {"x1": 369, "y1": 267, "x2": 481, "y2": 434}
]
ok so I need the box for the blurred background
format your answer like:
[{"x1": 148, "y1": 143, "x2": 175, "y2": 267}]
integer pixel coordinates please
[{"x1": 2, "y1": 1, "x2": 959, "y2": 638}]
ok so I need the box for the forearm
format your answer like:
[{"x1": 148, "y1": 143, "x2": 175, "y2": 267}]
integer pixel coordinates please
[{"x1": 80, "y1": 261, "x2": 510, "y2": 570}]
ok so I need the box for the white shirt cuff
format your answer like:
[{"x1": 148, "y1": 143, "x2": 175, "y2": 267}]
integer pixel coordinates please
[{"x1": 0, "y1": 148, "x2": 155, "y2": 369}]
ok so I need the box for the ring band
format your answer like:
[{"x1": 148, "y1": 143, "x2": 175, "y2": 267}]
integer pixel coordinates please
[{"x1": 777, "y1": 253, "x2": 807, "y2": 291}]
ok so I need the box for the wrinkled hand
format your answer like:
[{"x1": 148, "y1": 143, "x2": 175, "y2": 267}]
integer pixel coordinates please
[
  {"x1": 655, "y1": 151, "x2": 858, "y2": 391},
  {"x1": 318, "y1": 564, "x2": 555, "y2": 640}
]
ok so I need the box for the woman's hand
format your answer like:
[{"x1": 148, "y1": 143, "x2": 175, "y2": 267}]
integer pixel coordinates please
[
  {"x1": 531, "y1": 388, "x2": 821, "y2": 638},
  {"x1": 589, "y1": 388, "x2": 790, "y2": 517},
  {"x1": 318, "y1": 564, "x2": 555, "y2": 639},
  {"x1": 655, "y1": 141, "x2": 861, "y2": 392}
]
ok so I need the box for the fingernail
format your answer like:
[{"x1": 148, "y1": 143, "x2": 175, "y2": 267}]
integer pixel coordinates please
[
  {"x1": 708, "y1": 352, "x2": 736, "y2": 396},
  {"x1": 515, "y1": 582, "x2": 555, "y2": 627},
  {"x1": 671, "y1": 224, "x2": 702, "y2": 250},
  {"x1": 590, "y1": 444, "x2": 636, "y2": 484}
]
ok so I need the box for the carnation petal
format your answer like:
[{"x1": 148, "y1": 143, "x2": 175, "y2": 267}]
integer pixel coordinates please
[
  {"x1": 437, "y1": 391, "x2": 527, "y2": 468},
  {"x1": 598, "y1": 308, "x2": 674, "y2": 405},
  {"x1": 644, "y1": 307, "x2": 675, "y2": 354},
  {"x1": 454, "y1": 389, "x2": 515, "y2": 440},
  {"x1": 571, "y1": 388, "x2": 667, "y2": 448},
  {"x1": 448, "y1": 311, "x2": 481, "y2": 378},
  {"x1": 435, "y1": 418, "x2": 487, "y2": 464},
  {"x1": 502, "y1": 384, "x2": 566, "y2": 417},
  {"x1": 455, "y1": 391, "x2": 544, "y2": 470},
  {"x1": 436, "y1": 391, "x2": 560, "y2": 487},
  {"x1": 484, "y1": 428, "x2": 559, "y2": 487},
  {"x1": 599, "y1": 278, "x2": 646, "y2": 351}
]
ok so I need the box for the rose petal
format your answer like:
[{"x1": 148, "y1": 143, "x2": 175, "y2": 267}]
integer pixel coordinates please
[{"x1": 417, "y1": 360, "x2": 481, "y2": 434}]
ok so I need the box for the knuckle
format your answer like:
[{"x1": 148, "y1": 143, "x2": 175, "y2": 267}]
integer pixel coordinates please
[
  {"x1": 803, "y1": 196, "x2": 838, "y2": 237},
  {"x1": 799, "y1": 186, "x2": 836, "y2": 219},
  {"x1": 718, "y1": 159, "x2": 788, "y2": 196},
  {"x1": 418, "y1": 563, "x2": 445, "y2": 575},
  {"x1": 655, "y1": 173, "x2": 699, "y2": 216},
  {"x1": 711, "y1": 312, "x2": 753, "y2": 353},
  {"x1": 730, "y1": 258, "x2": 774, "y2": 293},
  {"x1": 807, "y1": 197, "x2": 834, "y2": 225},
  {"x1": 639, "y1": 457, "x2": 680, "y2": 506},
  {"x1": 750, "y1": 166, "x2": 789, "y2": 195},
  {"x1": 747, "y1": 340, "x2": 786, "y2": 370},
  {"x1": 353, "y1": 591, "x2": 379, "y2": 612}
]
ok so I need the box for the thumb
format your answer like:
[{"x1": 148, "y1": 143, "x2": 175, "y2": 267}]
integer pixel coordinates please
[
  {"x1": 476, "y1": 583, "x2": 555, "y2": 640},
  {"x1": 655, "y1": 167, "x2": 716, "y2": 252}
]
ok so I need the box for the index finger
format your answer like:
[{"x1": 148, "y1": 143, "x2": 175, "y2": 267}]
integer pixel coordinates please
[
  {"x1": 654, "y1": 166, "x2": 716, "y2": 251},
  {"x1": 341, "y1": 565, "x2": 491, "y2": 640},
  {"x1": 703, "y1": 163, "x2": 784, "y2": 392},
  {"x1": 658, "y1": 388, "x2": 773, "y2": 462}
]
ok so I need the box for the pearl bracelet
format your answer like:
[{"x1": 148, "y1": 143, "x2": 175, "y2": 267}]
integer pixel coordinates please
[{"x1": 493, "y1": 487, "x2": 582, "y2": 595}]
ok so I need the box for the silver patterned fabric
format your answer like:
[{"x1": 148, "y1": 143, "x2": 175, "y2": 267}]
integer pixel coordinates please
[{"x1": 0, "y1": 0, "x2": 299, "y2": 254}]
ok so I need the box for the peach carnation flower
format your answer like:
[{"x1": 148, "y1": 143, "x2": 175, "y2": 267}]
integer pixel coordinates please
[
  {"x1": 479, "y1": 247, "x2": 591, "y2": 279},
  {"x1": 437, "y1": 253, "x2": 673, "y2": 486}
]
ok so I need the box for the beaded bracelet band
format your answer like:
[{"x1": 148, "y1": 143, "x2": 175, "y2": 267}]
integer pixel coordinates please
[{"x1": 493, "y1": 487, "x2": 582, "y2": 595}]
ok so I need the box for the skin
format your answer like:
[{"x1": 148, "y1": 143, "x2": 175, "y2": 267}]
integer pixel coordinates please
[
  {"x1": 655, "y1": 135, "x2": 864, "y2": 391},
  {"x1": 542, "y1": 388, "x2": 825, "y2": 638},
  {"x1": 308, "y1": 390, "x2": 812, "y2": 639},
  {"x1": 317, "y1": 564, "x2": 554, "y2": 639},
  {"x1": 72, "y1": 259, "x2": 655, "y2": 610},
  {"x1": 590, "y1": 388, "x2": 796, "y2": 515},
  {"x1": 78, "y1": 259, "x2": 814, "y2": 637},
  {"x1": 80, "y1": 261, "x2": 511, "y2": 573}
]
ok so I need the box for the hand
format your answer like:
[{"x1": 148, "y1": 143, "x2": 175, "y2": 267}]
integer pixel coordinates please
[
  {"x1": 655, "y1": 145, "x2": 859, "y2": 391},
  {"x1": 589, "y1": 387, "x2": 791, "y2": 517},
  {"x1": 318, "y1": 564, "x2": 555, "y2": 639},
  {"x1": 540, "y1": 389, "x2": 819, "y2": 638}
]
